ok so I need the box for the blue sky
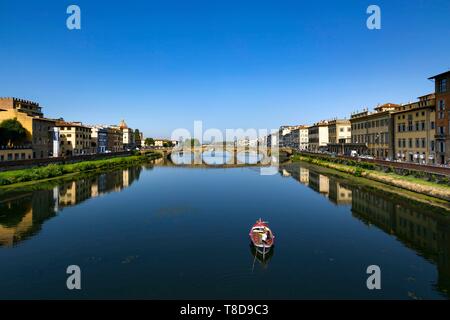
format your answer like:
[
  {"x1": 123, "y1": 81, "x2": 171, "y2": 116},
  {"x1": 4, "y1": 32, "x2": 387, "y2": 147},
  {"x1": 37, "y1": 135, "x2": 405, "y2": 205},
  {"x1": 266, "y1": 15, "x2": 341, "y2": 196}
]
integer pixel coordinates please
[{"x1": 1, "y1": 0, "x2": 449, "y2": 138}]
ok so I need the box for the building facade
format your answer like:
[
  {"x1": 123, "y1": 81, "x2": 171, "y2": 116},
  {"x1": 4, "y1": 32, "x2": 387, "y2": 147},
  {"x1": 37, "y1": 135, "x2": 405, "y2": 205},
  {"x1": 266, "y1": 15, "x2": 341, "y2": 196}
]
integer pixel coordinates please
[
  {"x1": 55, "y1": 121, "x2": 95, "y2": 156},
  {"x1": 90, "y1": 126, "x2": 108, "y2": 153},
  {"x1": 327, "y1": 119, "x2": 351, "y2": 154},
  {"x1": 106, "y1": 127, "x2": 123, "y2": 152},
  {"x1": 111, "y1": 120, "x2": 135, "y2": 150},
  {"x1": 298, "y1": 126, "x2": 309, "y2": 151},
  {"x1": 429, "y1": 71, "x2": 450, "y2": 164},
  {"x1": 393, "y1": 94, "x2": 436, "y2": 164},
  {"x1": 0, "y1": 97, "x2": 43, "y2": 117},
  {"x1": 350, "y1": 103, "x2": 400, "y2": 159},
  {"x1": 0, "y1": 146, "x2": 33, "y2": 162},
  {"x1": 278, "y1": 125, "x2": 309, "y2": 150},
  {"x1": 0, "y1": 97, "x2": 56, "y2": 159},
  {"x1": 308, "y1": 121, "x2": 329, "y2": 152}
]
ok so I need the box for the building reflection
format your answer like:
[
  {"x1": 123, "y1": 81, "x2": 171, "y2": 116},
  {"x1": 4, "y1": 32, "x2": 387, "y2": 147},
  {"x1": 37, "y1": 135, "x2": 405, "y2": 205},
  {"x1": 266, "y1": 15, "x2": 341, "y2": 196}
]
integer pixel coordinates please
[
  {"x1": 281, "y1": 163, "x2": 450, "y2": 296},
  {"x1": 0, "y1": 167, "x2": 142, "y2": 247},
  {"x1": 281, "y1": 165, "x2": 352, "y2": 205},
  {"x1": 351, "y1": 187, "x2": 450, "y2": 295}
]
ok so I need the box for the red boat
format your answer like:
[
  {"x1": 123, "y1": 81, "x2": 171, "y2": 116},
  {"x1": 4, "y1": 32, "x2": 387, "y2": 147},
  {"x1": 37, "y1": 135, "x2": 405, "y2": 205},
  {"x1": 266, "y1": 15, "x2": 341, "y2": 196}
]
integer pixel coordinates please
[{"x1": 249, "y1": 219, "x2": 274, "y2": 253}]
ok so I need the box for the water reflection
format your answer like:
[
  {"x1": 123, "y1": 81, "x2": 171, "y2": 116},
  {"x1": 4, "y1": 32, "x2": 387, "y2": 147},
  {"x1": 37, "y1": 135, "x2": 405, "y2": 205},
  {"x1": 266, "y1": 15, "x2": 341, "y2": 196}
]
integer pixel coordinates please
[
  {"x1": 2, "y1": 162, "x2": 450, "y2": 298},
  {"x1": 281, "y1": 163, "x2": 450, "y2": 295},
  {"x1": 0, "y1": 167, "x2": 142, "y2": 247},
  {"x1": 250, "y1": 244, "x2": 274, "y2": 271},
  {"x1": 202, "y1": 151, "x2": 231, "y2": 165}
]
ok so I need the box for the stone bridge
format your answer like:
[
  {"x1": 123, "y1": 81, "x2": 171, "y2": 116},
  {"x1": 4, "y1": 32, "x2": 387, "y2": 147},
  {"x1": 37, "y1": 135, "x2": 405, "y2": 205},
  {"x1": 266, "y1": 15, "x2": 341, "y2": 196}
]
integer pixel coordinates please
[{"x1": 143, "y1": 145, "x2": 286, "y2": 166}]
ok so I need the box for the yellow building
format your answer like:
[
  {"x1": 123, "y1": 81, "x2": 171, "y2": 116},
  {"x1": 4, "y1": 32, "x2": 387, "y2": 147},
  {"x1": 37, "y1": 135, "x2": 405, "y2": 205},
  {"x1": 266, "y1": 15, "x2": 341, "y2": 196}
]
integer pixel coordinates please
[
  {"x1": 56, "y1": 121, "x2": 95, "y2": 156},
  {"x1": 350, "y1": 103, "x2": 400, "y2": 159},
  {"x1": 393, "y1": 94, "x2": 436, "y2": 164},
  {"x1": 327, "y1": 119, "x2": 351, "y2": 154},
  {"x1": 0, "y1": 204, "x2": 34, "y2": 247},
  {"x1": 0, "y1": 147, "x2": 33, "y2": 162},
  {"x1": 0, "y1": 97, "x2": 56, "y2": 159},
  {"x1": 329, "y1": 180, "x2": 352, "y2": 205}
]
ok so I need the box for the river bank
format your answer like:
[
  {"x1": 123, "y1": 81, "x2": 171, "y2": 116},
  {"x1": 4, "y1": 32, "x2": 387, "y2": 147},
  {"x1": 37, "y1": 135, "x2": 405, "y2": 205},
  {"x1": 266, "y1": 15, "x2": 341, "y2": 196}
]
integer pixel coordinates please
[
  {"x1": 0, "y1": 152, "x2": 161, "y2": 189},
  {"x1": 291, "y1": 154, "x2": 450, "y2": 203}
]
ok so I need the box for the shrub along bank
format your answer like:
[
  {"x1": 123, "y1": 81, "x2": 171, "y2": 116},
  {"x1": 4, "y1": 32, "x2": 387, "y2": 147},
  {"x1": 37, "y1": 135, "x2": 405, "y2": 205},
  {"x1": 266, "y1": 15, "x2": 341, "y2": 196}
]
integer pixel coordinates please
[
  {"x1": 291, "y1": 154, "x2": 450, "y2": 202},
  {"x1": 0, "y1": 152, "x2": 161, "y2": 187}
]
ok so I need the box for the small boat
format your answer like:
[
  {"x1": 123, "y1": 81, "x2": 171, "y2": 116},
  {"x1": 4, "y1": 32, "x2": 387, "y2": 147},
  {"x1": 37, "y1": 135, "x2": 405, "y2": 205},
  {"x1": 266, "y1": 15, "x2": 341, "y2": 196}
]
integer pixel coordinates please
[{"x1": 249, "y1": 219, "x2": 275, "y2": 254}]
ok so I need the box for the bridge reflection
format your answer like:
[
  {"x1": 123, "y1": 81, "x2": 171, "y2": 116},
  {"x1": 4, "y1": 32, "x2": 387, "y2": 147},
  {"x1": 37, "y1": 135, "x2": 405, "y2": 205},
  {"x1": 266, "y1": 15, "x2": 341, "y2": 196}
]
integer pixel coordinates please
[{"x1": 169, "y1": 147, "x2": 270, "y2": 166}]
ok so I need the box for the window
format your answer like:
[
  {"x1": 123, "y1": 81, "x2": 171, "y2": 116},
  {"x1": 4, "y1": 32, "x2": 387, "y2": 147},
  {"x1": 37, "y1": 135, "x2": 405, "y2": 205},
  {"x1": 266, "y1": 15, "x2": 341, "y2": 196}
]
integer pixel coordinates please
[
  {"x1": 439, "y1": 126, "x2": 445, "y2": 135},
  {"x1": 431, "y1": 140, "x2": 435, "y2": 151},
  {"x1": 431, "y1": 121, "x2": 435, "y2": 129},
  {"x1": 438, "y1": 100, "x2": 445, "y2": 111},
  {"x1": 409, "y1": 138, "x2": 412, "y2": 148},
  {"x1": 415, "y1": 139, "x2": 419, "y2": 148},
  {"x1": 408, "y1": 120, "x2": 413, "y2": 131},
  {"x1": 421, "y1": 121, "x2": 425, "y2": 130},
  {"x1": 439, "y1": 79, "x2": 447, "y2": 93},
  {"x1": 421, "y1": 138, "x2": 426, "y2": 148}
]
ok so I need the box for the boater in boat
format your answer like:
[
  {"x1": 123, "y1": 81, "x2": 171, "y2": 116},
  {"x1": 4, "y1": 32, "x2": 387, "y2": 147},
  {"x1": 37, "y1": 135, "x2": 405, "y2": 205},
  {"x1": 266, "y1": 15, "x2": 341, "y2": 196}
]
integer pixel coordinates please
[{"x1": 249, "y1": 218, "x2": 275, "y2": 251}]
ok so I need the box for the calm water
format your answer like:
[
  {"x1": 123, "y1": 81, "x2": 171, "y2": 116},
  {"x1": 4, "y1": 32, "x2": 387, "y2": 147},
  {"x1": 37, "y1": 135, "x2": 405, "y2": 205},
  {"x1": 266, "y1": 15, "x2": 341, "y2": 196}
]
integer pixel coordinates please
[{"x1": 0, "y1": 161, "x2": 449, "y2": 299}]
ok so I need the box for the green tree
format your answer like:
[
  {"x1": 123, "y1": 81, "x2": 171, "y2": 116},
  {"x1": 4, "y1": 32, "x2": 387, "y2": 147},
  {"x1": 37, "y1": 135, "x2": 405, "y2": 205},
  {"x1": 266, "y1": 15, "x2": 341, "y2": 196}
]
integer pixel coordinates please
[
  {"x1": 163, "y1": 141, "x2": 173, "y2": 148},
  {"x1": 145, "y1": 138, "x2": 155, "y2": 146},
  {"x1": 0, "y1": 118, "x2": 27, "y2": 146}
]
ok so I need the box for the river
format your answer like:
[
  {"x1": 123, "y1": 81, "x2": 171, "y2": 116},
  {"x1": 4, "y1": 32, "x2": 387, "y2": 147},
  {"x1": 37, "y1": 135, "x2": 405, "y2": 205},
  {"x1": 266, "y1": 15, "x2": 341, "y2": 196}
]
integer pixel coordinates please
[{"x1": 0, "y1": 160, "x2": 449, "y2": 299}]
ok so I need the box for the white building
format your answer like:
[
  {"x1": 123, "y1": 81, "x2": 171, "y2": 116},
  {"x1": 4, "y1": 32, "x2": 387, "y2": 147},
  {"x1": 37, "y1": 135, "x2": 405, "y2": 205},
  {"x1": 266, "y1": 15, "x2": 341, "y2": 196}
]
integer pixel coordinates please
[{"x1": 308, "y1": 121, "x2": 329, "y2": 152}]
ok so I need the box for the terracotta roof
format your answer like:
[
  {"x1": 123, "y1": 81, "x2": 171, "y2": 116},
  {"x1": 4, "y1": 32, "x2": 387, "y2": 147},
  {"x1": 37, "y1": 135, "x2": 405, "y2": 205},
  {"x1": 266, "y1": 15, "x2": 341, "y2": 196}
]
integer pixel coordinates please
[{"x1": 119, "y1": 119, "x2": 128, "y2": 129}]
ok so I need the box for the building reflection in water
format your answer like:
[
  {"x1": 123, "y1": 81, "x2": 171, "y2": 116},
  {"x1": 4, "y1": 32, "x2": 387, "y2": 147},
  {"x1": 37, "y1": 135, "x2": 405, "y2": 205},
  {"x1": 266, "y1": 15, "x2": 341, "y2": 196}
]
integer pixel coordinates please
[
  {"x1": 281, "y1": 165, "x2": 352, "y2": 205},
  {"x1": 0, "y1": 166, "x2": 143, "y2": 247},
  {"x1": 281, "y1": 163, "x2": 450, "y2": 297}
]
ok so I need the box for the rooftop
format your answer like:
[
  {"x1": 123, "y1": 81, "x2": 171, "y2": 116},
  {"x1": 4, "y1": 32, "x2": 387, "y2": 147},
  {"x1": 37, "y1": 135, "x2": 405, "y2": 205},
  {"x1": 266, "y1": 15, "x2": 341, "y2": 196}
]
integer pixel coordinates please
[
  {"x1": 428, "y1": 70, "x2": 450, "y2": 80},
  {"x1": 0, "y1": 97, "x2": 40, "y2": 106},
  {"x1": 55, "y1": 120, "x2": 89, "y2": 128}
]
